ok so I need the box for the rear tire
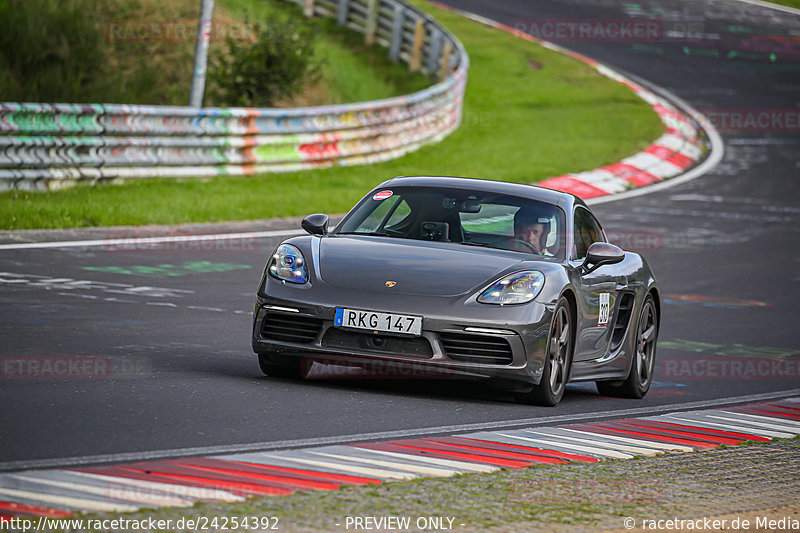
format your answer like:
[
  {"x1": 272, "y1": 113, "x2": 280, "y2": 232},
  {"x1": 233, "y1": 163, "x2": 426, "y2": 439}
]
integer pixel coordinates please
[
  {"x1": 517, "y1": 297, "x2": 573, "y2": 406},
  {"x1": 257, "y1": 353, "x2": 310, "y2": 380},
  {"x1": 596, "y1": 294, "x2": 658, "y2": 399}
]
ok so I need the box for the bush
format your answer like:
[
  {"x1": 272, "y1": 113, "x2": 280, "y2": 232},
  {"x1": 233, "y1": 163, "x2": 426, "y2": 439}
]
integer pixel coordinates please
[
  {"x1": 209, "y1": 15, "x2": 320, "y2": 107},
  {"x1": 0, "y1": 0, "x2": 106, "y2": 102}
]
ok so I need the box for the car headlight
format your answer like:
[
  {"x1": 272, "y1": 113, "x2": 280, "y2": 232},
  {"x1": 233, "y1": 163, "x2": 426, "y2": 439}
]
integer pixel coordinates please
[
  {"x1": 268, "y1": 244, "x2": 308, "y2": 284},
  {"x1": 478, "y1": 271, "x2": 544, "y2": 305}
]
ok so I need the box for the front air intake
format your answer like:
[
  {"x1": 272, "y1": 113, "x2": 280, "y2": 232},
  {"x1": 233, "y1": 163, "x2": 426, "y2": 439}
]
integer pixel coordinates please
[
  {"x1": 260, "y1": 313, "x2": 322, "y2": 344},
  {"x1": 439, "y1": 332, "x2": 513, "y2": 365}
]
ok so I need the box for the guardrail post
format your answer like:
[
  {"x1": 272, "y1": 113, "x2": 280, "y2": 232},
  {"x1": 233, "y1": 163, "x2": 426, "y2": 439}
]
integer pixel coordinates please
[
  {"x1": 427, "y1": 30, "x2": 443, "y2": 75},
  {"x1": 410, "y1": 19, "x2": 425, "y2": 71},
  {"x1": 304, "y1": 0, "x2": 315, "y2": 18},
  {"x1": 365, "y1": 0, "x2": 378, "y2": 45},
  {"x1": 337, "y1": 0, "x2": 348, "y2": 26},
  {"x1": 388, "y1": 4, "x2": 404, "y2": 61},
  {"x1": 438, "y1": 41, "x2": 452, "y2": 81}
]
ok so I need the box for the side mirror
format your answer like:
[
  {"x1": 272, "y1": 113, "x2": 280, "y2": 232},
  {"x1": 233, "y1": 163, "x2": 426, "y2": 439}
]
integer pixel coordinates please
[
  {"x1": 301, "y1": 213, "x2": 329, "y2": 236},
  {"x1": 582, "y1": 242, "x2": 625, "y2": 273}
]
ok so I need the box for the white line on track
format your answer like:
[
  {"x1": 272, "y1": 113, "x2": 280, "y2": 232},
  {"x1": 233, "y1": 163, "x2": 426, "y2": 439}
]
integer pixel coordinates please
[
  {"x1": 2, "y1": 389, "x2": 796, "y2": 473},
  {"x1": 732, "y1": 0, "x2": 800, "y2": 16},
  {"x1": 0, "y1": 229, "x2": 302, "y2": 251}
]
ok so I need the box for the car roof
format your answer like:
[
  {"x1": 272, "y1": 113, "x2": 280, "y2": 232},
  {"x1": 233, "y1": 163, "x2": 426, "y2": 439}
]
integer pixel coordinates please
[{"x1": 377, "y1": 176, "x2": 586, "y2": 211}]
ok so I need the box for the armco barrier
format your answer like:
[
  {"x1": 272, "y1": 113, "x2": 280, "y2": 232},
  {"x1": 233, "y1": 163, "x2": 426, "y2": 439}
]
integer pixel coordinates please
[{"x1": 0, "y1": 0, "x2": 468, "y2": 190}]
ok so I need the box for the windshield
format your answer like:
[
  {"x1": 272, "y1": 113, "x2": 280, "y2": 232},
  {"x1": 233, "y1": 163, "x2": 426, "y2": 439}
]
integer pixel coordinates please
[{"x1": 335, "y1": 186, "x2": 566, "y2": 260}]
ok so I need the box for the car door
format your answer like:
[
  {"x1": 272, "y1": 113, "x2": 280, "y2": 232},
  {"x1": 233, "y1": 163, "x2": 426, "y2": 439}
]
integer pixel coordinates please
[{"x1": 571, "y1": 206, "x2": 627, "y2": 362}]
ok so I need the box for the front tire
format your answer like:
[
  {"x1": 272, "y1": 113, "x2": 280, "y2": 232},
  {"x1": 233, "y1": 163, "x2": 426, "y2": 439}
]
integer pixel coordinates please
[
  {"x1": 518, "y1": 297, "x2": 573, "y2": 406},
  {"x1": 596, "y1": 294, "x2": 658, "y2": 399},
  {"x1": 258, "y1": 353, "x2": 311, "y2": 380}
]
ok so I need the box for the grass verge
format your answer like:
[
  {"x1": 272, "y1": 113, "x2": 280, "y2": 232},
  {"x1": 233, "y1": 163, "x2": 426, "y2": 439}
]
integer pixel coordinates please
[
  {"x1": 0, "y1": 0, "x2": 664, "y2": 230},
  {"x1": 769, "y1": 0, "x2": 800, "y2": 8}
]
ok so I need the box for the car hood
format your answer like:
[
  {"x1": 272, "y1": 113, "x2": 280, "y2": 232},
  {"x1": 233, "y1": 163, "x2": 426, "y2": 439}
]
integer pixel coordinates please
[{"x1": 318, "y1": 235, "x2": 527, "y2": 296}]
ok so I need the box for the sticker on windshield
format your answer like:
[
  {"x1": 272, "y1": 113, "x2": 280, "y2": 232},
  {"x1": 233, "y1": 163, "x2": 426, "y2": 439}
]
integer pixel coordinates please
[
  {"x1": 598, "y1": 293, "x2": 610, "y2": 326},
  {"x1": 373, "y1": 190, "x2": 393, "y2": 201}
]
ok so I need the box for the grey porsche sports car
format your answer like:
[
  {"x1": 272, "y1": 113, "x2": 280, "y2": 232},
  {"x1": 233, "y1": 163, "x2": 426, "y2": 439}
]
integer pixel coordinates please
[{"x1": 252, "y1": 176, "x2": 660, "y2": 406}]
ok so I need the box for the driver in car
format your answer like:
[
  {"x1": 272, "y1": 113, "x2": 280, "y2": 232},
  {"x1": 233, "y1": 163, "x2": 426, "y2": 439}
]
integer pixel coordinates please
[{"x1": 512, "y1": 207, "x2": 553, "y2": 255}]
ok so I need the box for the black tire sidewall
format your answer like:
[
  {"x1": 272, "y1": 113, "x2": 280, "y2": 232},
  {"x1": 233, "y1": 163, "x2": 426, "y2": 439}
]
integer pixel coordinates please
[{"x1": 529, "y1": 296, "x2": 573, "y2": 406}]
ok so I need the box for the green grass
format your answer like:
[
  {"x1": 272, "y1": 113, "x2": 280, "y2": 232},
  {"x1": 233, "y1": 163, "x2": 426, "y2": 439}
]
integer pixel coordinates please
[
  {"x1": 0, "y1": 0, "x2": 664, "y2": 230},
  {"x1": 768, "y1": 0, "x2": 800, "y2": 8}
]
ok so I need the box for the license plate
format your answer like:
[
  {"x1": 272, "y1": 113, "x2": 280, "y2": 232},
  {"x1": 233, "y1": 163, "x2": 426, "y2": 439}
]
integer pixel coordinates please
[{"x1": 334, "y1": 308, "x2": 422, "y2": 337}]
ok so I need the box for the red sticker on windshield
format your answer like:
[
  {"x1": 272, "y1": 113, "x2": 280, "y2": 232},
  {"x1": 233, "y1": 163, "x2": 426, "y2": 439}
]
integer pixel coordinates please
[{"x1": 373, "y1": 190, "x2": 393, "y2": 201}]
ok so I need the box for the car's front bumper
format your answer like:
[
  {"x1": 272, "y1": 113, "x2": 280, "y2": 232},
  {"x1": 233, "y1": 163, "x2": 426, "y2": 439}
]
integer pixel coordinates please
[{"x1": 251, "y1": 285, "x2": 554, "y2": 390}]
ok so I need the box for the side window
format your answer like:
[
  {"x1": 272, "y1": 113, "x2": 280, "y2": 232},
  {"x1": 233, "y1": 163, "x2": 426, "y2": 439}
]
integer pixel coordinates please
[{"x1": 573, "y1": 207, "x2": 605, "y2": 259}]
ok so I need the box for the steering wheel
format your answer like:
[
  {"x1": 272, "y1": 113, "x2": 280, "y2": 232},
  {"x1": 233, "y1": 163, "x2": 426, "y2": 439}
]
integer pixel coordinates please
[{"x1": 510, "y1": 239, "x2": 541, "y2": 254}]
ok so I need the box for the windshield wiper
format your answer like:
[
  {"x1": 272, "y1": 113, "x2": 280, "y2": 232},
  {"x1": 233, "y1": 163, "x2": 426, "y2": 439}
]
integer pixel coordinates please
[{"x1": 459, "y1": 241, "x2": 489, "y2": 247}]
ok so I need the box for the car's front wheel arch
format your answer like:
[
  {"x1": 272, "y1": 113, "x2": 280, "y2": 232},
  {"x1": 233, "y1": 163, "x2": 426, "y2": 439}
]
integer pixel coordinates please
[
  {"x1": 596, "y1": 293, "x2": 658, "y2": 398},
  {"x1": 517, "y1": 293, "x2": 576, "y2": 407},
  {"x1": 559, "y1": 288, "x2": 578, "y2": 381}
]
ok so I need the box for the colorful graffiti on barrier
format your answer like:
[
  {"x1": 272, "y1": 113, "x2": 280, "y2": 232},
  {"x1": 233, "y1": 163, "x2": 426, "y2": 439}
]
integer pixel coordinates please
[{"x1": 0, "y1": 0, "x2": 468, "y2": 190}]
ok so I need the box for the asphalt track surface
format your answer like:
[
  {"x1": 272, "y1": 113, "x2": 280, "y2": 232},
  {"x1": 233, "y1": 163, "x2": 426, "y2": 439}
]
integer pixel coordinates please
[{"x1": 1, "y1": 0, "x2": 798, "y2": 469}]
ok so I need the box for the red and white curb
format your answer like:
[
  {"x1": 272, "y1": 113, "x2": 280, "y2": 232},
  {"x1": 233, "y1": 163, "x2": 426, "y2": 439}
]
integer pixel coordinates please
[
  {"x1": 430, "y1": 2, "x2": 720, "y2": 201},
  {"x1": 1, "y1": 398, "x2": 799, "y2": 519},
  {"x1": 538, "y1": 65, "x2": 708, "y2": 200}
]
